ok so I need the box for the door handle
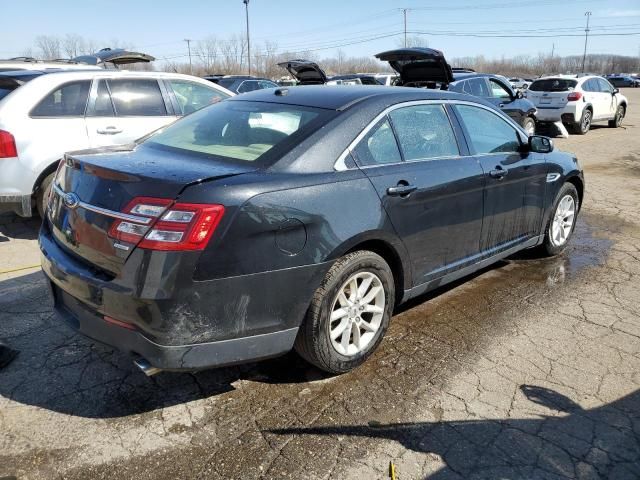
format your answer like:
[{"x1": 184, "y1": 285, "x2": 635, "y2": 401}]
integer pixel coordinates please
[
  {"x1": 387, "y1": 184, "x2": 417, "y2": 196},
  {"x1": 499, "y1": 103, "x2": 505, "y2": 108},
  {"x1": 96, "y1": 126, "x2": 123, "y2": 135},
  {"x1": 489, "y1": 167, "x2": 508, "y2": 179}
]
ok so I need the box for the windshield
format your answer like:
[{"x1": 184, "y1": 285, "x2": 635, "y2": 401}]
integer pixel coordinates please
[
  {"x1": 529, "y1": 78, "x2": 577, "y2": 92},
  {"x1": 146, "y1": 100, "x2": 334, "y2": 165}
]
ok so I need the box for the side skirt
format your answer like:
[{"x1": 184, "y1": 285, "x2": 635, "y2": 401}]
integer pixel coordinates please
[{"x1": 400, "y1": 236, "x2": 542, "y2": 303}]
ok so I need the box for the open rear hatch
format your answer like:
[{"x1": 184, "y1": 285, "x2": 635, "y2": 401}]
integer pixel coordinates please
[
  {"x1": 375, "y1": 48, "x2": 453, "y2": 88},
  {"x1": 46, "y1": 145, "x2": 255, "y2": 275},
  {"x1": 73, "y1": 48, "x2": 155, "y2": 67},
  {"x1": 277, "y1": 59, "x2": 328, "y2": 85}
]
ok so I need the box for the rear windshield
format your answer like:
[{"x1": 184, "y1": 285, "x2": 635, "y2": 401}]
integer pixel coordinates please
[
  {"x1": 529, "y1": 79, "x2": 577, "y2": 92},
  {"x1": 145, "y1": 100, "x2": 335, "y2": 166}
]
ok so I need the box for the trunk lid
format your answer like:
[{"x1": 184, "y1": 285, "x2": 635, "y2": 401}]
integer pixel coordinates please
[
  {"x1": 277, "y1": 59, "x2": 328, "y2": 85},
  {"x1": 47, "y1": 144, "x2": 255, "y2": 274},
  {"x1": 526, "y1": 78, "x2": 578, "y2": 109},
  {"x1": 375, "y1": 48, "x2": 454, "y2": 87},
  {"x1": 73, "y1": 48, "x2": 155, "y2": 67}
]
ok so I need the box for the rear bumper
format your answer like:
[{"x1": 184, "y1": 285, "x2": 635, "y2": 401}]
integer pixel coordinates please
[
  {"x1": 49, "y1": 282, "x2": 298, "y2": 370},
  {"x1": 0, "y1": 194, "x2": 32, "y2": 217},
  {"x1": 534, "y1": 104, "x2": 579, "y2": 123},
  {"x1": 39, "y1": 223, "x2": 331, "y2": 371}
]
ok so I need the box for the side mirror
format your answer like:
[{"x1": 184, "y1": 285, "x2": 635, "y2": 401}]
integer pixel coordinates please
[
  {"x1": 529, "y1": 135, "x2": 553, "y2": 153},
  {"x1": 516, "y1": 90, "x2": 524, "y2": 99},
  {"x1": 612, "y1": 88, "x2": 619, "y2": 95}
]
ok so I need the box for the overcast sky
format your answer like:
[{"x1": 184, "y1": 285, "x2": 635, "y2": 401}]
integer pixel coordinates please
[{"x1": 2, "y1": 0, "x2": 640, "y2": 62}]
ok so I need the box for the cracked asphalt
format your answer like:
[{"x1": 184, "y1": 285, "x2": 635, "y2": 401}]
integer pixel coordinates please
[{"x1": 1, "y1": 89, "x2": 639, "y2": 480}]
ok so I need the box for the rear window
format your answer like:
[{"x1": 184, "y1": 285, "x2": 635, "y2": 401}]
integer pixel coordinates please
[
  {"x1": 529, "y1": 79, "x2": 577, "y2": 92},
  {"x1": 31, "y1": 80, "x2": 91, "y2": 117},
  {"x1": 145, "y1": 100, "x2": 335, "y2": 165},
  {"x1": 0, "y1": 72, "x2": 43, "y2": 101}
]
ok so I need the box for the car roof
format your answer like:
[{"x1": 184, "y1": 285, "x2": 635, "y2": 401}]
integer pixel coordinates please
[{"x1": 227, "y1": 84, "x2": 485, "y2": 110}]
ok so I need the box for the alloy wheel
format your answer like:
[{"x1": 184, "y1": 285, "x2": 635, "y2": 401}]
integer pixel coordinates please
[
  {"x1": 550, "y1": 195, "x2": 576, "y2": 247},
  {"x1": 582, "y1": 110, "x2": 591, "y2": 132},
  {"x1": 328, "y1": 271, "x2": 385, "y2": 356},
  {"x1": 616, "y1": 106, "x2": 624, "y2": 126}
]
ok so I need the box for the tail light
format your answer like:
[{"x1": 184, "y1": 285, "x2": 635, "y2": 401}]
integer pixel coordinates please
[
  {"x1": 108, "y1": 197, "x2": 225, "y2": 251},
  {"x1": 0, "y1": 130, "x2": 17, "y2": 158},
  {"x1": 567, "y1": 92, "x2": 582, "y2": 102}
]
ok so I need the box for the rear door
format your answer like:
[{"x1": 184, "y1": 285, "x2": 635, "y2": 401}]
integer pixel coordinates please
[
  {"x1": 452, "y1": 103, "x2": 547, "y2": 255},
  {"x1": 85, "y1": 78, "x2": 175, "y2": 147},
  {"x1": 354, "y1": 102, "x2": 484, "y2": 286},
  {"x1": 27, "y1": 79, "x2": 92, "y2": 162},
  {"x1": 581, "y1": 79, "x2": 604, "y2": 119}
]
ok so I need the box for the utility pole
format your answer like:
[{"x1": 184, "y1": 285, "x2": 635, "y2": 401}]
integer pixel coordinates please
[
  {"x1": 581, "y1": 11, "x2": 592, "y2": 73},
  {"x1": 184, "y1": 39, "x2": 192, "y2": 74},
  {"x1": 243, "y1": 0, "x2": 251, "y2": 75},
  {"x1": 402, "y1": 8, "x2": 408, "y2": 47}
]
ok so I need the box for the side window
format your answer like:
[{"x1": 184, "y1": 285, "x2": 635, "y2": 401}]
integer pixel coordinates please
[
  {"x1": 31, "y1": 81, "x2": 91, "y2": 117},
  {"x1": 597, "y1": 78, "x2": 613, "y2": 93},
  {"x1": 455, "y1": 105, "x2": 521, "y2": 154},
  {"x1": 489, "y1": 79, "x2": 512, "y2": 99},
  {"x1": 465, "y1": 78, "x2": 490, "y2": 97},
  {"x1": 582, "y1": 79, "x2": 596, "y2": 92},
  {"x1": 259, "y1": 80, "x2": 277, "y2": 89},
  {"x1": 108, "y1": 79, "x2": 167, "y2": 116},
  {"x1": 238, "y1": 81, "x2": 260, "y2": 93},
  {"x1": 169, "y1": 80, "x2": 228, "y2": 115},
  {"x1": 353, "y1": 118, "x2": 402, "y2": 166},
  {"x1": 92, "y1": 80, "x2": 115, "y2": 116},
  {"x1": 389, "y1": 104, "x2": 459, "y2": 161}
]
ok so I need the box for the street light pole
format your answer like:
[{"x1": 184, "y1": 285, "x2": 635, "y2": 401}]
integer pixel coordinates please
[
  {"x1": 402, "y1": 8, "x2": 408, "y2": 48},
  {"x1": 184, "y1": 38, "x2": 192, "y2": 74},
  {"x1": 243, "y1": 0, "x2": 251, "y2": 75},
  {"x1": 581, "y1": 11, "x2": 592, "y2": 73}
]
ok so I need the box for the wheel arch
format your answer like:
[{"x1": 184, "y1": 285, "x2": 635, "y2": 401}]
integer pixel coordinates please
[
  {"x1": 565, "y1": 175, "x2": 584, "y2": 211},
  {"x1": 32, "y1": 159, "x2": 61, "y2": 194},
  {"x1": 330, "y1": 232, "x2": 410, "y2": 307}
]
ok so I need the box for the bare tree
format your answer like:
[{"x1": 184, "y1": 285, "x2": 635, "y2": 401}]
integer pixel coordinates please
[
  {"x1": 63, "y1": 33, "x2": 85, "y2": 58},
  {"x1": 36, "y1": 35, "x2": 61, "y2": 60},
  {"x1": 195, "y1": 36, "x2": 219, "y2": 74}
]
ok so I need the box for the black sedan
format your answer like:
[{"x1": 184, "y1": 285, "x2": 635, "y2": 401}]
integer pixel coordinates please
[{"x1": 39, "y1": 86, "x2": 583, "y2": 375}]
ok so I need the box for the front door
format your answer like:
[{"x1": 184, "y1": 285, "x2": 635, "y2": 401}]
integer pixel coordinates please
[
  {"x1": 353, "y1": 103, "x2": 485, "y2": 286},
  {"x1": 453, "y1": 103, "x2": 547, "y2": 255}
]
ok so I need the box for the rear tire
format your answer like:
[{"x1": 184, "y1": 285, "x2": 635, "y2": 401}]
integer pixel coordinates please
[
  {"x1": 573, "y1": 108, "x2": 592, "y2": 135},
  {"x1": 537, "y1": 183, "x2": 579, "y2": 257},
  {"x1": 608, "y1": 105, "x2": 625, "y2": 128},
  {"x1": 294, "y1": 250, "x2": 395, "y2": 374},
  {"x1": 36, "y1": 173, "x2": 54, "y2": 219}
]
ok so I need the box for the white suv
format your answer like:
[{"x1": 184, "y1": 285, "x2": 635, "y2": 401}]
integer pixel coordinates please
[
  {"x1": 0, "y1": 70, "x2": 232, "y2": 217},
  {"x1": 526, "y1": 75, "x2": 628, "y2": 135}
]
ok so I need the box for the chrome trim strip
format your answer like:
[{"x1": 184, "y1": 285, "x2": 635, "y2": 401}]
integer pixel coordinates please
[
  {"x1": 52, "y1": 183, "x2": 152, "y2": 225},
  {"x1": 334, "y1": 99, "x2": 528, "y2": 171}
]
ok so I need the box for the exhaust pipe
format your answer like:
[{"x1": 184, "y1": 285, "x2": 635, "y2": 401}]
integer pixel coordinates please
[{"x1": 133, "y1": 357, "x2": 162, "y2": 376}]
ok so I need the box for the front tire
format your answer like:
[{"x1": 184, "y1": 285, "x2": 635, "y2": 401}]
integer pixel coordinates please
[
  {"x1": 522, "y1": 117, "x2": 536, "y2": 136},
  {"x1": 538, "y1": 183, "x2": 579, "y2": 257},
  {"x1": 608, "y1": 105, "x2": 625, "y2": 128},
  {"x1": 294, "y1": 250, "x2": 395, "y2": 374},
  {"x1": 36, "y1": 173, "x2": 54, "y2": 219}
]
